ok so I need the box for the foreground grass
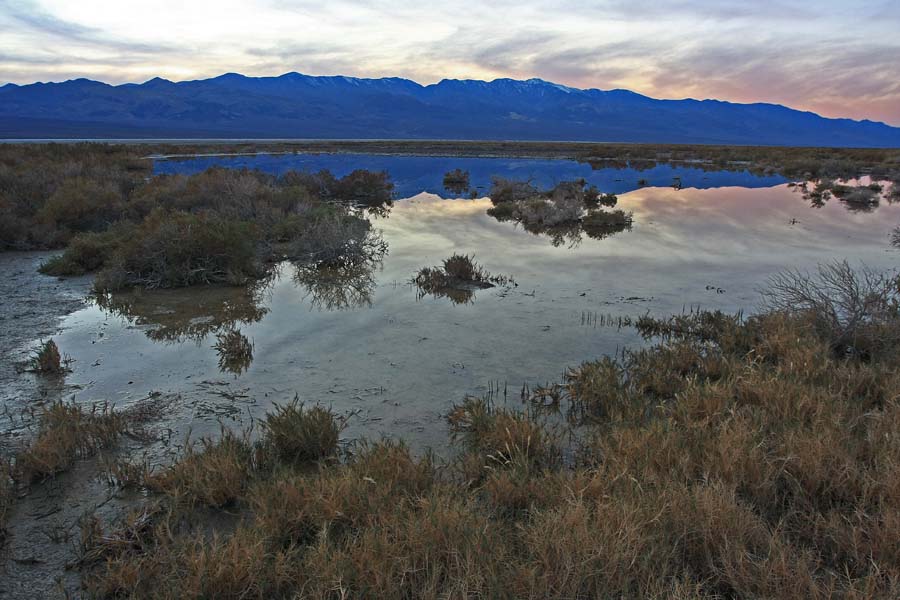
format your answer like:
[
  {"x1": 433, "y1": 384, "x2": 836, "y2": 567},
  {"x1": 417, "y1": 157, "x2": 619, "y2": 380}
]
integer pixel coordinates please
[{"x1": 75, "y1": 265, "x2": 900, "y2": 599}]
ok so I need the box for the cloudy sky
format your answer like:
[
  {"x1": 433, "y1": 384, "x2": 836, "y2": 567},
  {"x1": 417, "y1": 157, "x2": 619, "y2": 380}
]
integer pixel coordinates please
[{"x1": 2, "y1": 0, "x2": 899, "y2": 124}]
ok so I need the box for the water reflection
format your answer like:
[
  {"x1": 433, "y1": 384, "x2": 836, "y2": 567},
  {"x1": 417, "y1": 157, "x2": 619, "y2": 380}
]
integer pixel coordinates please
[
  {"x1": 53, "y1": 182, "x2": 900, "y2": 454},
  {"x1": 94, "y1": 278, "x2": 272, "y2": 344},
  {"x1": 155, "y1": 153, "x2": 789, "y2": 198},
  {"x1": 213, "y1": 328, "x2": 254, "y2": 375},
  {"x1": 293, "y1": 262, "x2": 378, "y2": 310},
  {"x1": 791, "y1": 179, "x2": 897, "y2": 213},
  {"x1": 485, "y1": 179, "x2": 634, "y2": 248}
]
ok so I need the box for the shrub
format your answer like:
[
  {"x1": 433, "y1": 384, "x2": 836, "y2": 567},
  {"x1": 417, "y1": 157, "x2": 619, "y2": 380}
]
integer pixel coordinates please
[
  {"x1": 38, "y1": 228, "x2": 124, "y2": 276},
  {"x1": 284, "y1": 211, "x2": 386, "y2": 269},
  {"x1": 35, "y1": 177, "x2": 124, "y2": 235},
  {"x1": 762, "y1": 260, "x2": 900, "y2": 357},
  {"x1": 94, "y1": 209, "x2": 263, "y2": 291}
]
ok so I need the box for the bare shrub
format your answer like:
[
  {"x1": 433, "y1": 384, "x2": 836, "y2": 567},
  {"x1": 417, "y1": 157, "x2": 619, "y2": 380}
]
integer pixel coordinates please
[{"x1": 762, "y1": 260, "x2": 900, "y2": 357}]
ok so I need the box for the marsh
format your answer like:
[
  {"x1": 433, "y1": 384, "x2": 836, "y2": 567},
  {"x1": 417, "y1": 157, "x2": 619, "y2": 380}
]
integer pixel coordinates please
[{"x1": 2, "y1": 145, "x2": 900, "y2": 598}]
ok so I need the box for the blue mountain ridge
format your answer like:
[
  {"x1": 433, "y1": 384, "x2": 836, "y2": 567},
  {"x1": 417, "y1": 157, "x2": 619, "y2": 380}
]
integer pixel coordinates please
[{"x1": 1, "y1": 72, "x2": 898, "y2": 147}]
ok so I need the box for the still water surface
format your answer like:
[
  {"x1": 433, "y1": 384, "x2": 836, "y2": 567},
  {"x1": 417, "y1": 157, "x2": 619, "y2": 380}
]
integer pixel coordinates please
[{"x1": 35, "y1": 156, "x2": 900, "y2": 450}]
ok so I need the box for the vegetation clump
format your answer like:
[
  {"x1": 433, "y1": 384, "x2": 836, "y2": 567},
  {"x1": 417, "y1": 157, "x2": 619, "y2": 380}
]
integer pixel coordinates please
[
  {"x1": 487, "y1": 178, "x2": 632, "y2": 246},
  {"x1": 11, "y1": 152, "x2": 394, "y2": 292},
  {"x1": 29, "y1": 339, "x2": 69, "y2": 375},
  {"x1": 442, "y1": 168, "x2": 470, "y2": 195},
  {"x1": 413, "y1": 254, "x2": 512, "y2": 303},
  {"x1": 259, "y1": 400, "x2": 341, "y2": 467},
  {"x1": 13, "y1": 401, "x2": 127, "y2": 482}
]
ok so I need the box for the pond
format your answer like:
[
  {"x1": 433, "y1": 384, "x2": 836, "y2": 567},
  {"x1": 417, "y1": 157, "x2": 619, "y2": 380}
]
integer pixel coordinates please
[
  {"x1": 25, "y1": 155, "x2": 900, "y2": 452},
  {"x1": 153, "y1": 152, "x2": 789, "y2": 196}
]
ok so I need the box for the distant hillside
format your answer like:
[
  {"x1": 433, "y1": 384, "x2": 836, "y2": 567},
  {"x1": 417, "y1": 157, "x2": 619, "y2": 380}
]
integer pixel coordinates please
[{"x1": 2, "y1": 72, "x2": 899, "y2": 147}]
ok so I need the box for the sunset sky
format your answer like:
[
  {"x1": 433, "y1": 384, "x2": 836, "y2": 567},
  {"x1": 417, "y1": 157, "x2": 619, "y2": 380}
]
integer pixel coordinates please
[{"x1": 1, "y1": 0, "x2": 898, "y2": 125}]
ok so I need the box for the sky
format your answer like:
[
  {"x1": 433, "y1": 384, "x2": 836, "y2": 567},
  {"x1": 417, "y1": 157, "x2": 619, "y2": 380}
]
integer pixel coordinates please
[{"x1": 1, "y1": 0, "x2": 899, "y2": 125}]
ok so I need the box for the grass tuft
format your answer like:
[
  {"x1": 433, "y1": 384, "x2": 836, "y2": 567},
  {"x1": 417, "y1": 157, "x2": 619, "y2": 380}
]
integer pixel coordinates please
[{"x1": 259, "y1": 399, "x2": 342, "y2": 467}]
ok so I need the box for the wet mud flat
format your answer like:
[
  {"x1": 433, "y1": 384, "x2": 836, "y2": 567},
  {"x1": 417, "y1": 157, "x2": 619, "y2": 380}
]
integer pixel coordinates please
[{"x1": 0, "y1": 252, "x2": 92, "y2": 450}]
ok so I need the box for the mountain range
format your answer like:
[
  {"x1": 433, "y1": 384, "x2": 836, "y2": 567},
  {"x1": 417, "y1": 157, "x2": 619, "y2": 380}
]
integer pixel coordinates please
[{"x1": 1, "y1": 72, "x2": 899, "y2": 147}]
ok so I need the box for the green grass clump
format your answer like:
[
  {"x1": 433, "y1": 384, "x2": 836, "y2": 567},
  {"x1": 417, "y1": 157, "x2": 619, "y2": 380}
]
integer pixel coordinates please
[{"x1": 260, "y1": 400, "x2": 341, "y2": 467}]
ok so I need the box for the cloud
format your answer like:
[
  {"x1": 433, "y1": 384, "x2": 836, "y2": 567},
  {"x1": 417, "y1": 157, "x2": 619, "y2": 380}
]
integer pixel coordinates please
[
  {"x1": 2, "y1": 0, "x2": 174, "y2": 54},
  {"x1": 0, "y1": 0, "x2": 898, "y2": 124}
]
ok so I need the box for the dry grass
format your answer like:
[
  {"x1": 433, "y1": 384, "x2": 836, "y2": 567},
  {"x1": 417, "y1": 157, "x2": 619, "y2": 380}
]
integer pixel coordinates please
[
  {"x1": 258, "y1": 400, "x2": 341, "y2": 467},
  {"x1": 77, "y1": 264, "x2": 900, "y2": 599},
  {"x1": 29, "y1": 339, "x2": 68, "y2": 375},
  {"x1": 14, "y1": 400, "x2": 127, "y2": 482}
]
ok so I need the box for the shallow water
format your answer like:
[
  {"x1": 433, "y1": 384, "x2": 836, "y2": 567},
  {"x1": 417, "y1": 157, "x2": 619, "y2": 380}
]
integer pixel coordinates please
[
  {"x1": 30, "y1": 164, "x2": 899, "y2": 452},
  {"x1": 154, "y1": 153, "x2": 788, "y2": 196}
]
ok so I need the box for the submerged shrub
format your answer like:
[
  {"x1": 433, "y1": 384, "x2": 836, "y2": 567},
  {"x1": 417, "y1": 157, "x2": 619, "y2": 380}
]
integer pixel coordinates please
[
  {"x1": 413, "y1": 254, "x2": 512, "y2": 303},
  {"x1": 442, "y1": 168, "x2": 470, "y2": 194}
]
